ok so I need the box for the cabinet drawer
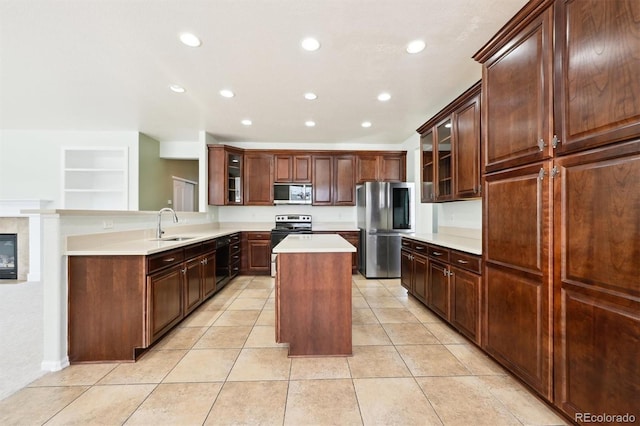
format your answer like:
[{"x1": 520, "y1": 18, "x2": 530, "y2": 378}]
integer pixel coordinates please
[
  {"x1": 401, "y1": 238, "x2": 415, "y2": 250},
  {"x1": 450, "y1": 251, "x2": 481, "y2": 274},
  {"x1": 202, "y1": 240, "x2": 217, "y2": 254},
  {"x1": 413, "y1": 241, "x2": 429, "y2": 255},
  {"x1": 147, "y1": 248, "x2": 184, "y2": 274},
  {"x1": 184, "y1": 242, "x2": 203, "y2": 260},
  {"x1": 229, "y1": 233, "x2": 241, "y2": 243},
  {"x1": 427, "y1": 244, "x2": 450, "y2": 262},
  {"x1": 246, "y1": 231, "x2": 270, "y2": 240}
]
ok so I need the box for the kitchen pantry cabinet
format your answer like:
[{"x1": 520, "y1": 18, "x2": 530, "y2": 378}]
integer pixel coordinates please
[
  {"x1": 68, "y1": 238, "x2": 227, "y2": 362},
  {"x1": 208, "y1": 145, "x2": 244, "y2": 205},
  {"x1": 312, "y1": 154, "x2": 356, "y2": 206},
  {"x1": 355, "y1": 152, "x2": 406, "y2": 184},
  {"x1": 243, "y1": 153, "x2": 273, "y2": 205},
  {"x1": 242, "y1": 231, "x2": 271, "y2": 275},
  {"x1": 474, "y1": 0, "x2": 640, "y2": 417},
  {"x1": 418, "y1": 82, "x2": 481, "y2": 202},
  {"x1": 401, "y1": 237, "x2": 481, "y2": 344},
  {"x1": 274, "y1": 154, "x2": 312, "y2": 183}
]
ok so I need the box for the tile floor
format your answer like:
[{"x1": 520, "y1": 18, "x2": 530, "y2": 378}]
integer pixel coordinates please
[{"x1": 0, "y1": 274, "x2": 567, "y2": 425}]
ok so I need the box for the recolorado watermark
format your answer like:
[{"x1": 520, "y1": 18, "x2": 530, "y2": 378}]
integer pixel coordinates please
[{"x1": 575, "y1": 412, "x2": 636, "y2": 423}]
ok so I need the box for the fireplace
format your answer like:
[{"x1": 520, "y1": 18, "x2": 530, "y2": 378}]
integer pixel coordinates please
[{"x1": 0, "y1": 234, "x2": 17, "y2": 279}]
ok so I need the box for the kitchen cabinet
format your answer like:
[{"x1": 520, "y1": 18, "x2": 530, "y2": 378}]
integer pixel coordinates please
[
  {"x1": 274, "y1": 154, "x2": 312, "y2": 183},
  {"x1": 355, "y1": 152, "x2": 406, "y2": 184},
  {"x1": 314, "y1": 230, "x2": 360, "y2": 273},
  {"x1": 208, "y1": 145, "x2": 244, "y2": 205},
  {"x1": 228, "y1": 232, "x2": 242, "y2": 280},
  {"x1": 474, "y1": 0, "x2": 640, "y2": 413},
  {"x1": 68, "y1": 237, "x2": 228, "y2": 362},
  {"x1": 242, "y1": 231, "x2": 271, "y2": 275},
  {"x1": 401, "y1": 237, "x2": 481, "y2": 345},
  {"x1": 418, "y1": 82, "x2": 481, "y2": 202},
  {"x1": 244, "y1": 153, "x2": 273, "y2": 205},
  {"x1": 312, "y1": 154, "x2": 356, "y2": 206}
]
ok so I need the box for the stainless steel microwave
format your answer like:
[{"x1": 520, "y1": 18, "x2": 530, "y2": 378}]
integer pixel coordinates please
[{"x1": 273, "y1": 183, "x2": 312, "y2": 204}]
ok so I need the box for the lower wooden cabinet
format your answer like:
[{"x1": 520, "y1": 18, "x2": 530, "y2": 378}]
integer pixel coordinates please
[
  {"x1": 313, "y1": 231, "x2": 359, "y2": 273},
  {"x1": 147, "y1": 266, "x2": 184, "y2": 343},
  {"x1": 243, "y1": 231, "x2": 271, "y2": 275},
  {"x1": 401, "y1": 237, "x2": 481, "y2": 345}
]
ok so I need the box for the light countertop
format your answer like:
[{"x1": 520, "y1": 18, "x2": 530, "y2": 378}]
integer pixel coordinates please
[
  {"x1": 272, "y1": 234, "x2": 356, "y2": 253},
  {"x1": 405, "y1": 233, "x2": 482, "y2": 255}
]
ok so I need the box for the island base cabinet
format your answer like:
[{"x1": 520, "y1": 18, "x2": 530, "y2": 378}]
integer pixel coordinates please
[
  {"x1": 68, "y1": 256, "x2": 146, "y2": 363},
  {"x1": 276, "y1": 252, "x2": 352, "y2": 356}
]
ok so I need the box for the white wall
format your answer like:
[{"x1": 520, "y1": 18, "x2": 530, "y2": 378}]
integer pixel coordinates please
[{"x1": 0, "y1": 130, "x2": 140, "y2": 209}]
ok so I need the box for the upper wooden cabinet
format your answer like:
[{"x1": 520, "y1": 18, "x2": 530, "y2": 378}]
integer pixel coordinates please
[
  {"x1": 274, "y1": 154, "x2": 312, "y2": 183},
  {"x1": 312, "y1": 154, "x2": 356, "y2": 205},
  {"x1": 208, "y1": 145, "x2": 244, "y2": 205},
  {"x1": 474, "y1": 2, "x2": 554, "y2": 173},
  {"x1": 554, "y1": 0, "x2": 640, "y2": 154},
  {"x1": 243, "y1": 153, "x2": 273, "y2": 205},
  {"x1": 355, "y1": 152, "x2": 406, "y2": 184},
  {"x1": 418, "y1": 82, "x2": 482, "y2": 202}
]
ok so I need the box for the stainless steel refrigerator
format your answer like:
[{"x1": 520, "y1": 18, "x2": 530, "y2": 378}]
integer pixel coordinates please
[{"x1": 357, "y1": 182, "x2": 415, "y2": 278}]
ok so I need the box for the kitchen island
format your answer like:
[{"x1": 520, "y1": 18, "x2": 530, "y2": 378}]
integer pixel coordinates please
[{"x1": 273, "y1": 234, "x2": 356, "y2": 357}]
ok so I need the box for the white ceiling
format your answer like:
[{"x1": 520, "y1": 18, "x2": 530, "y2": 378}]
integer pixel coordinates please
[{"x1": 0, "y1": 0, "x2": 527, "y2": 145}]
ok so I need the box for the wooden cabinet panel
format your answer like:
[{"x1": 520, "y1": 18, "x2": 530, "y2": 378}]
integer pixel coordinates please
[
  {"x1": 293, "y1": 155, "x2": 312, "y2": 182},
  {"x1": 450, "y1": 266, "x2": 481, "y2": 344},
  {"x1": 274, "y1": 155, "x2": 291, "y2": 182},
  {"x1": 184, "y1": 257, "x2": 202, "y2": 315},
  {"x1": 244, "y1": 153, "x2": 273, "y2": 205},
  {"x1": 453, "y1": 91, "x2": 481, "y2": 198},
  {"x1": 147, "y1": 266, "x2": 184, "y2": 343},
  {"x1": 554, "y1": 0, "x2": 640, "y2": 154},
  {"x1": 483, "y1": 162, "x2": 553, "y2": 399},
  {"x1": 481, "y1": 7, "x2": 554, "y2": 172},
  {"x1": 428, "y1": 261, "x2": 450, "y2": 320},
  {"x1": 553, "y1": 141, "x2": 640, "y2": 417},
  {"x1": 400, "y1": 248, "x2": 413, "y2": 292},
  {"x1": 312, "y1": 155, "x2": 333, "y2": 205},
  {"x1": 356, "y1": 155, "x2": 379, "y2": 183},
  {"x1": 275, "y1": 155, "x2": 312, "y2": 182},
  {"x1": 380, "y1": 154, "x2": 405, "y2": 182},
  {"x1": 334, "y1": 155, "x2": 355, "y2": 205},
  {"x1": 202, "y1": 251, "x2": 216, "y2": 298},
  {"x1": 208, "y1": 145, "x2": 243, "y2": 205},
  {"x1": 421, "y1": 130, "x2": 435, "y2": 202},
  {"x1": 356, "y1": 153, "x2": 406, "y2": 184},
  {"x1": 247, "y1": 240, "x2": 271, "y2": 273},
  {"x1": 413, "y1": 253, "x2": 428, "y2": 303}
]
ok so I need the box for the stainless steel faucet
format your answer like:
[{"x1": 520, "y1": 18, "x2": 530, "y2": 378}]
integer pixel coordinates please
[{"x1": 157, "y1": 207, "x2": 179, "y2": 239}]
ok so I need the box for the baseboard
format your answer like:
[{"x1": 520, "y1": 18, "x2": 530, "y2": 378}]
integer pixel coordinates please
[{"x1": 41, "y1": 357, "x2": 70, "y2": 372}]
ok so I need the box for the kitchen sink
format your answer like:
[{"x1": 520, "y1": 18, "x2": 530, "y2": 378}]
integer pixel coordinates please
[{"x1": 152, "y1": 236, "x2": 195, "y2": 242}]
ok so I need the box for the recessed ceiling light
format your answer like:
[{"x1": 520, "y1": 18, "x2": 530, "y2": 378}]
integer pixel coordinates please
[
  {"x1": 301, "y1": 37, "x2": 320, "y2": 51},
  {"x1": 241, "y1": 119, "x2": 252, "y2": 126},
  {"x1": 361, "y1": 121, "x2": 372, "y2": 128},
  {"x1": 305, "y1": 120, "x2": 316, "y2": 127},
  {"x1": 304, "y1": 92, "x2": 318, "y2": 100},
  {"x1": 406, "y1": 40, "x2": 426, "y2": 54},
  {"x1": 179, "y1": 33, "x2": 201, "y2": 47},
  {"x1": 377, "y1": 92, "x2": 391, "y2": 102},
  {"x1": 219, "y1": 89, "x2": 235, "y2": 98},
  {"x1": 169, "y1": 84, "x2": 186, "y2": 93}
]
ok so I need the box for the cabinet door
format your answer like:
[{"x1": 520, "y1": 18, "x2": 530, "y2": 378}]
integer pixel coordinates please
[
  {"x1": 453, "y1": 91, "x2": 481, "y2": 198},
  {"x1": 400, "y1": 248, "x2": 413, "y2": 293},
  {"x1": 274, "y1": 155, "x2": 292, "y2": 182},
  {"x1": 338, "y1": 232, "x2": 360, "y2": 274},
  {"x1": 312, "y1": 155, "x2": 333, "y2": 205},
  {"x1": 244, "y1": 153, "x2": 273, "y2": 205},
  {"x1": 435, "y1": 118, "x2": 453, "y2": 201},
  {"x1": 553, "y1": 141, "x2": 640, "y2": 417},
  {"x1": 147, "y1": 266, "x2": 183, "y2": 343},
  {"x1": 413, "y1": 253, "x2": 428, "y2": 303},
  {"x1": 293, "y1": 155, "x2": 312, "y2": 182},
  {"x1": 247, "y1": 239, "x2": 271, "y2": 274},
  {"x1": 421, "y1": 130, "x2": 435, "y2": 202},
  {"x1": 554, "y1": 0, "x2": 640, "y2": 154},
  {"x1": 334, "y1": 155, "x2": 356, "y2": 205},
  {"x1": 483, "y1": 161, "x2": 553, "y2": 399},
  {"x1": 380, "y1": 154, "x2": 405, "y2": 182},
  {"x1": 184, "y1": 258, "x2": 202, "y2": 315},
  {"x1": 356, "y1": 154, "x2": 379, "y2": 183},
  {"x1": 226, "y1": 150, "x2": 243, "y2": 205},
  {"x1": 428, "y1": 261, "x2": 450, "y2": 320},
  {"x1": 482, "y1": 6, "x2": 554, "y2": 172},
  {"x1": 450, "y1": 266, "x2": 481, "y2": 344},
  {"x1": 202, "y1": 251, "x2": 216, "y2": 299}
]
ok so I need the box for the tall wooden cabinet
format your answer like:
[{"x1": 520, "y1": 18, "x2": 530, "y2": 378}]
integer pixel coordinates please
[
  {"x1": 474, "y1": 0, "x2": 639, "y2": 418},
  {"x1": 244, "y1": 153, "x2": 273, "y2": 205}
]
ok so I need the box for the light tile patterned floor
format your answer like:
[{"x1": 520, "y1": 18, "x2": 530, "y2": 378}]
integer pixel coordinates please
[{"x1": 0, "y1": 274, "x2": 567, "y2": 425}]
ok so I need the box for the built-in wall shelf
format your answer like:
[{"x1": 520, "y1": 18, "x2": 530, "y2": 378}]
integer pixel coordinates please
[{"x1": 62, "y1": 147, "x2": 128, "y2": 210}]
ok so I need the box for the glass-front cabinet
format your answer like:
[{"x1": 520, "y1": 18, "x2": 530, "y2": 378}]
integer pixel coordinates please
[
  {"x1": 435, "y1": 118, "x2": 452, "y2": 201},
  {"x1": 226, "y1": 151, "x2": 242, "y2": 204},
  {"x1": 420, "y1": 130, "x2": 435, "y2": 202}
]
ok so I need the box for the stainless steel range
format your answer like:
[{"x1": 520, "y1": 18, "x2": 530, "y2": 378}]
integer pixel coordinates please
[{"x1": 270, "y1": 214, "x2": 312, "y2": 276}]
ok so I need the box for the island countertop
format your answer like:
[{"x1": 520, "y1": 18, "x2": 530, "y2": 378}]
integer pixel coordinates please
[{"x1": 272, "y1": 234, "x2": 356, "y2": 254}]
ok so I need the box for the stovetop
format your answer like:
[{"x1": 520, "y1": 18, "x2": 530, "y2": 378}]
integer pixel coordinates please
[{"x1": 273, "y1": 214, "x2": 312, "y2": 232}]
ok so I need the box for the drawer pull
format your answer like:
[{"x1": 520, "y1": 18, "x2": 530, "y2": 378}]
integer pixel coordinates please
[
  {"x1": 432, "y1": 251, "x2": 443, "y2": 256},
  {"x1": 163, "y1": 257, "x2": 175, "y2": 262},
  {"x1": 415, "y1": 245, "x2": 425, "y2": 250},
  {"x1": 457, "y1": 259, "x2": 469, "y2": 264}
]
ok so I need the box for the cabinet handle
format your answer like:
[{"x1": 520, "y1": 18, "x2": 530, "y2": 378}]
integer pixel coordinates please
[
  {"x1": 457, "y1": 259, "x2": 469, "y2": 264},
  {"x1": 432, "y1": 251, "x2": 443, "y2": 256},
  {"x1": 538, "y1": 168, "x2": 547, "y2": 181},
  {"x1": 233, "y1": 255, "x2": 239, "y2": 259},
  {"x1": 181, "y1": 268, "x2": 186, "y2": 274},
  {"x1": 163, "y1": 257, "x2": 175, "y2": 262},
  {"x1": 537, "y1": 138, "x2": 547, "y2": 151},
  {"x1": 415, "y1": 245, "x2": 424, "y2": 250},
  {"x1": 552, "y1": 134, "x2": 560, "y2": 148},
  {"x1": 443, "y1": 269, "x2": 448, "y2": 276}
]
